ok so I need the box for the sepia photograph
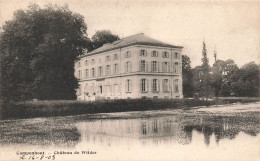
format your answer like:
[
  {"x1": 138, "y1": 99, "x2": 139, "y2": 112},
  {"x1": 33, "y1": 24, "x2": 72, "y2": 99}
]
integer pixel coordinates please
[{"x1": 0, "y1": 0, "x2": 259, "y2": 160}]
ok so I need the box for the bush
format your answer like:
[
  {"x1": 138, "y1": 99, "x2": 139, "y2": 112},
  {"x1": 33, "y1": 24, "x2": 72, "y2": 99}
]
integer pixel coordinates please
[{"x1": 0, "y1": 98, "x2": 258, "y2": 120}]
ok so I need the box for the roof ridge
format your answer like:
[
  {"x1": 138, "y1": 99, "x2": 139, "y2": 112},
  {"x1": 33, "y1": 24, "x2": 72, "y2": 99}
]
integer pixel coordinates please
[{"x1": 120, "y1": 33, "x2": 144, "y2": 40}]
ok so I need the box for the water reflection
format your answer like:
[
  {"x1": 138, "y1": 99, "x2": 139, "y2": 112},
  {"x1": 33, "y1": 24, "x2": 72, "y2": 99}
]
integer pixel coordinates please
[
  {"x1": 0, "y1": 111, "x2": 260, "y2": 156},
  {"x1": 177, "y1": 114, "x2": 260, "y2": 146},
  {"x1": 75, "y1": 113, "x2": 260, "y2": 149}
]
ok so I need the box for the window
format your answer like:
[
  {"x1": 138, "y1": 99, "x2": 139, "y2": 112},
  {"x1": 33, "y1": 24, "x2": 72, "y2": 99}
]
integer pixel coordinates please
[
  {"x1": 85, "y1": 69, "x2": 89, "y2": 78},
  {"x1": 163, "y1": 79, "x2": 169, "y2": 92},
  {"x1": 125, "y1": 51, "x2": 131, "y2": 58},
  {"x1": 152, "y1": 79, "x2": 159, "y2": 92},
  {"x1": 114, "y1": 54, "x2": 119, "y2": 60},
  {"x1": 98, "y1": 66, "x2": 103, "y2": 77},
  {"x1": 141, "y1": 79, "x2": 147, "y2": 92},
  {"x1": 91, "y1": 68, "x2": 95, "y2": 77},
  {"x1": 162, "y1": 62, "x2": 170, "y2": 72},
  {"x1": 85, "y1": 60, "x2": 88, "y2": 66},
  {"x1": 174, "y1": 52, "x2": 179, "y2": 59},
  {"x1": 140, "y1": 49, "x2": 147, "y2": 56},
  {"x1": 126, "y1": 79, "x2": 131, "y2": 92},
  {"x1": 91, "y1": 59, "x2": 95, "y2": 65},
  {"x1": 162, "y1": 51, "x2": 169, "y2": 58},
  {"x1": 78, "y1": 70, "x2": 81, "y2": 79},
  {"x1": 151, "y1": 61, "x2": 159, "y2": 72},
  {"x1": 114, "y1": 63, "x2": 119, "y2": 74},
  {"x1": 175, "y1": 79, "x2": 179, "y2": 93},
  {"x1": 106, "y1": 65, "x2": 111, "y2": 75},
  {"x1": 125, "y1": 61, "x2": 131, "y2": 73},
  {"x1": 174, "y1": 62, "x2": 179, "y2": 73},
  {"x1": 151, "y1": 51, "x2": 158, "y2": 57},
  {"x1": 142, "y1": 122, "x2": 147, "y2": 135},
  {"x1": 99, "y1": 86, "x2": 103, "y2": 94},
  {"x1": 140, "y1": 60, "x2": 146, "y2": 71},
  {"x1": 106, "y1": 55, "x2": 111, "y2": 62}
]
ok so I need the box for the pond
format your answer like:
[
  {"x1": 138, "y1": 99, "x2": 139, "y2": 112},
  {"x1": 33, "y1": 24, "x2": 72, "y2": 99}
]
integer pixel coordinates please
[{"x1": 0, "y1": 102, "x2": 260, "y2": 161}]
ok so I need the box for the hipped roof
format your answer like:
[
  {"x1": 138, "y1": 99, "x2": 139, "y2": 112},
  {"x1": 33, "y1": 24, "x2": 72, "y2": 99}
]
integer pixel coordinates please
[{"x1": 80, "y1": 33, "x2": 183, "y2": 57}]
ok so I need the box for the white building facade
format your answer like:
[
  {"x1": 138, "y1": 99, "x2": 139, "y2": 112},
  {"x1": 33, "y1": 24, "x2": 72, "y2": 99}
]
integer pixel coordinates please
[{"x1": 75, "y1": 33, "x2": 183, "y2": 101}]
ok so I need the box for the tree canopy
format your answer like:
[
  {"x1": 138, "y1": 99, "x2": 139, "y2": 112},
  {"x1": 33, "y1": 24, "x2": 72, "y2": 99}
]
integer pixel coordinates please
[
  {"x1": 91, "y1": 30, "x2": 120, "y2": 50},
  {"x1": 195, "y1": 41, "x2": 211, "y2": 98},
  {"x1": 231, "y1": 62, "x2": 259, "y2": 97},
  {"x1": 182, "y1": 55, "x2": 194, "y2": 97},
  {"x1": 0, "y1": 4, "x2": 90, "y2": 102}
]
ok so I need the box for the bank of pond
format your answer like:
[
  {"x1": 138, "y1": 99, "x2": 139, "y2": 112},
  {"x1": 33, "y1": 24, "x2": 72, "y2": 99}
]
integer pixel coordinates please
[{"x1": 0, "y1": 97, "x2": 259, "y2": 120}]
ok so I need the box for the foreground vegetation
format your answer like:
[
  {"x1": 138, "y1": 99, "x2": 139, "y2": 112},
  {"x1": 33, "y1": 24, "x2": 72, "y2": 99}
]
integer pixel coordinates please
[{"x1": 0, "y1": 98, "x2": 259, "y2": 120}]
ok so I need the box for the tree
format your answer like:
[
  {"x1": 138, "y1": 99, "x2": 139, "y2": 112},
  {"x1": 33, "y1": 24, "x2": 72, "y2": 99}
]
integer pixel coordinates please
[
  {"x1": 192, "y1": 66, "x2": 202, "y2": 97},
  {"x1": 211, "y1": 59, "x2": 239, "y2": 97},
  {"x1": 219, "y1": 82, "x2": 230, "y2": 96},
  {"x1": 182, "y1": 55, "x2": 194, "y2": 97},
  {"x1": 231, "y1": 62, "x2": 259, "y2": 97},
  {"x1": 200, "y1": 41, "x2": 211, "y2": 98},
  {"x1": 211, "y1": 60, "x2": 225, "y2": 97},
  {"x1": 0, "y1": 4, "x2": 90, "y2": 102},
  {"x1": 91, "y1": 30, "x2": 119, "y2": 50}
]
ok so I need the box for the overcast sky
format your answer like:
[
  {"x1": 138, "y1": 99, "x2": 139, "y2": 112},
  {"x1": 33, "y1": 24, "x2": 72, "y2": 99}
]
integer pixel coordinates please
[{"x1": 0, "y1": 0, "x2": 259, "y2": 67}]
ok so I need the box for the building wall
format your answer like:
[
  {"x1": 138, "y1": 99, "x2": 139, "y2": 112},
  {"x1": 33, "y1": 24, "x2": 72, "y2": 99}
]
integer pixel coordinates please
[{"x1": 75, "y1": 45, "x2": 183, "y2": 101}]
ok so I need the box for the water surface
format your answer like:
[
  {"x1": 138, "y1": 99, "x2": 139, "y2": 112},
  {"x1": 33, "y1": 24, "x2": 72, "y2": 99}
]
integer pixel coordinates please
[{"x1": 0, "y1": 103, "x2": 260, "y2": 161}]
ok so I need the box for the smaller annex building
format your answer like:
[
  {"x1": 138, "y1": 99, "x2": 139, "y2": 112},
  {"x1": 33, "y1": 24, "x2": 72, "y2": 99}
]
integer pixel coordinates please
[{"x1": 75, "y1": 33, "x2": 183, "y2": 101}]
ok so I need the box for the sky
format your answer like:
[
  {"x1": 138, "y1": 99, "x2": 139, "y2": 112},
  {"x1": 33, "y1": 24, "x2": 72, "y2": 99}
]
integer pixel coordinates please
[{"x1": 0, "y1": 0, "x2": 259, "y2": 67}]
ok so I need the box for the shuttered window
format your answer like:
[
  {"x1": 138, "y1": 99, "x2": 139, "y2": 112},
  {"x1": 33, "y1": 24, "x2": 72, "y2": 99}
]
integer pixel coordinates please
[
  {"x1": 98, "y1": 67, "x2": 102, "y2": 77},
  {"x1": 85, "y1": 69, "x2": 89, "y2": 78},
  {"x1": 140, "y1": 79, "x2": 148, "y2": 92},
  {"x1": 114, "y1": 63, "x2": 119, "y2": 74},
  {"x1": 174, "y1": 62, "x2": 179, "y2": 73},
  {"x1": 152, "y1": 79, "x2": 159, "y2": 92},
  {"x1": 162, "y1": 51, "x2": 169, "y2": 58},
  {"x1": 151, "y1": 61, "x2": 159, "y2": 72},
  {"x1": 106, "y1": 65, "x2": 111, "y2": 75},
  {"x1": 151, "y1": 51, "x2": 158, "y2": 57},
  {"x1": 125, "y1": 61, "x2": 132, "y2": 73},
  {"x1": 125, "y1": 51, "x2": 131, "y2": 58},
  {"x1": 125, "y1": 79, "x2": 132, "y2": 92},
  {"x1": 163, "y1": 79, "x2": 169, "y2": 92},
  {"x1": 140, "y1": 50, "x2": 147, "y2": 56}
]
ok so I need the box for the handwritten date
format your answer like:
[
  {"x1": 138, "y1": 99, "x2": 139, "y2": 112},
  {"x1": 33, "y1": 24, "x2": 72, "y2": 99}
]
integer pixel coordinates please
[{"x1": 19, "y1": 155, "x2": 55, "y2": 160}]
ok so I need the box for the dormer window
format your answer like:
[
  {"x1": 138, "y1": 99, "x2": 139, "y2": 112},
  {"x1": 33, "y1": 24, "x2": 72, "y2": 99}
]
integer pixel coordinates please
[
  {"x1": 140, "y1": 50, "x2": 147, "y2": 56},
  {"x1": 162, "y1": 51, "x2": 169, "y2": 58}
]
